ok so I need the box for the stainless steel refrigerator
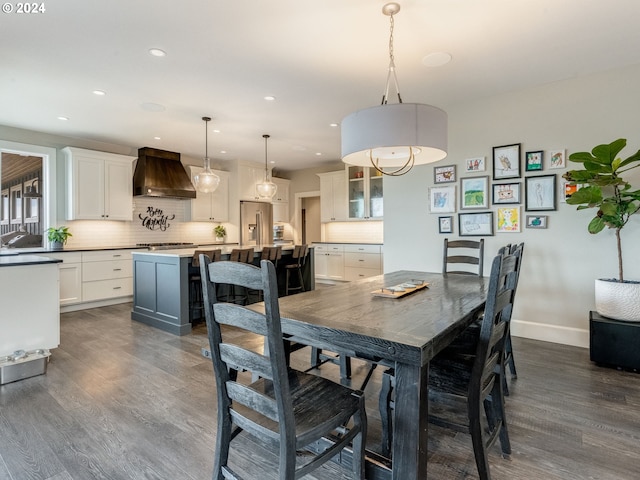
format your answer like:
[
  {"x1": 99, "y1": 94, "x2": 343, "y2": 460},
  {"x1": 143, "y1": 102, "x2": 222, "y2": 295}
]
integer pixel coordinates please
[{"x1": 240, "y1": 201, "x2": 273, "y2": 246}]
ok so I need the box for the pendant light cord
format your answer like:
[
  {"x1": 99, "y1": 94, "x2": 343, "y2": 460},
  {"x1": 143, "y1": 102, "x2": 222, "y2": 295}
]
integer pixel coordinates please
[{"x1": 263, "y1": 134, "x2": 270, "y2": 180}]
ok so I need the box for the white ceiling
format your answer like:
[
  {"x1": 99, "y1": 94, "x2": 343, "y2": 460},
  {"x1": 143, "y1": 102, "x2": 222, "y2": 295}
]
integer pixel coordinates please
[{"x1": 2, "y1": 0, "x2": 640, "y2": 172}]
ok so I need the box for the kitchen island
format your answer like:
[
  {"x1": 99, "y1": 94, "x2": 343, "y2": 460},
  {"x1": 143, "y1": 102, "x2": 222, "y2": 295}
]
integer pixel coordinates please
[
  {"x1": 0, "y1": 254, "x2": 61, "y2": 384},
  {"x1": 131, "y1": 245, "x2": 314, "y2": 335}
]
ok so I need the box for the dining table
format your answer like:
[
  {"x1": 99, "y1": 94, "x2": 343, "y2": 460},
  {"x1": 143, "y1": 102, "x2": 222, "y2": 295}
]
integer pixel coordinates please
[{"x1": 258, "y1": 270, "x2": 488, "y2": 480}]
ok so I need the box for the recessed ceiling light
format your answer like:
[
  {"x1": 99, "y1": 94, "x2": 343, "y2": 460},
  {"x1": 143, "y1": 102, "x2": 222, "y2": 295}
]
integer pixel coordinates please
[
  {"x1": 93, "y1": 90, "x2": 106, "y2": 96},
  {"x1": 220, "y1": 150, "x2": 227, "y2": 154},
  {"x1": 422, "y1": 52, "x2": 452, "y2": 67},
  {"x1": 154, "y1": 136, "x2": 161, "y2": 140},
  {"x1": 330, "y1": 123, "x2": 339, "y2": 127},
  {"x1": 149, "y1": 48, "x2": 166, "y2": 57},
  {"x1": 270, "y1": 160, "x2": 276, "y2": 164},
  {"x1": 140, "y1": 102, "x2": 166, "y2": 112},
  {"x1": 264, "y1": 95, "x2": 276, "y2": 101},
  {"x1": 57, "y1": 116, "x2": 68, "y2": 121},
  {"x1": 315, "y1": 152, "x2": 322, "y2": 156},
  {"x1": 213, "y1": 129, "x2": 220, "y2": 133}
]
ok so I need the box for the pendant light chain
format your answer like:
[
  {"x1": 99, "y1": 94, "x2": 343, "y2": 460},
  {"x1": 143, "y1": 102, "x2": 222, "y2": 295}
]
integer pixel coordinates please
[
  {"x1": 264, "y1": 134, "x2": 269, "y2": 180},
  {"x1": 382, "y1": 10, "x2": 402, "y2": 105}
]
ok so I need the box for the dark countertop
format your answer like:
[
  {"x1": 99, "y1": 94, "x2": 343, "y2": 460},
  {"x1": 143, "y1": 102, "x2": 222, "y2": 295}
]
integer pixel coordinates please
[
  {"x1": 312, "y1": 242, "x2": 383, "y2": 245},
  {"x1": 0, "y1": 255, "x2": 63, "y2": 267}
]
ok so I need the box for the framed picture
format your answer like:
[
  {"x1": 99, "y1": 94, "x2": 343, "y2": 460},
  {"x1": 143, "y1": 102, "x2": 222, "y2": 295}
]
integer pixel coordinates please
[
  {"x1": 459, "y1": 211, "x2": 494, "y2": 236},
  {"x1": 526, "y1": 215, "x2": 548, "y2": 229},
  {"x1": 497, "y1": 206, "x2": 521, "y2": 233},
  {"x1": 465, "y1": 157, "x2": 486, "y2": 173},
  {"x1": 562, "y1": 180, "x2": 580, "y2": 203},
  {"x1": 492, "y1": 143, "x2": 521, "y2": 179},
  {"x1": 492, "y1": 182, "x2": 521, "y2": 204},
  {"x1": 438, "y1": 216, "x2": 453, "y2": 234},
  {"x1": 525, "y1": 150, "x2": 543, "y2": 172},
  {"x1": 549, "y1": 149, "x2": 566, "y2": 169},
  {"x1": 429, "y1": 185, "x2": 456, "y2": 213},
  {"x1": 434, "y1": 165, "x2": 456, "y2": 183},
  {"x1": 460, "y1": 176, "x2": 489, "y2": 209},
  {"x1": 525, "y1": 174, "x2": 557, "y2": 211}
]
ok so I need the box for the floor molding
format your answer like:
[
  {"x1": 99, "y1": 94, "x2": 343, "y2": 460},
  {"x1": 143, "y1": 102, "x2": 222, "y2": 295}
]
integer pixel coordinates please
[{"x1": 511, "y1": 318, "x2": 589, "y2": 349}]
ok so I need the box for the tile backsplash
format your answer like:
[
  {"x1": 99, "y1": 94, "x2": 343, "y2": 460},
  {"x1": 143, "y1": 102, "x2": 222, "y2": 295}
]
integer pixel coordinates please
[{"x1": 62, "y1": 198, "x2": 227, "y2": 247}]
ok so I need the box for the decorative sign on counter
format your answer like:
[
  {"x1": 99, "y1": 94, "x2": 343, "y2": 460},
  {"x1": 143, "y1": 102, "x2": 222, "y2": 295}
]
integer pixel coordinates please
[{"x1": 139, "y1": 206, "x2": 175, "y2": 231}]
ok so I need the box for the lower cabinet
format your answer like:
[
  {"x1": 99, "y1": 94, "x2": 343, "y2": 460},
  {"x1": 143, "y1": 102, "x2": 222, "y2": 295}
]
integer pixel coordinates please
[
  {"x1": 45, "y1": 252, "x2": 82, "y2": 305},
  {"x1": 344, "y1": 244, "x2": 383, "y2": 281},
  {"x1": 81, "y1": 250, "x2": 134, "y2": 302},
  {"x1": 314, "y1": 243, "x2": 383, "y2": 282},
  {"x1": 314, "y1": 244, "x2": 345, "y2": 281}
]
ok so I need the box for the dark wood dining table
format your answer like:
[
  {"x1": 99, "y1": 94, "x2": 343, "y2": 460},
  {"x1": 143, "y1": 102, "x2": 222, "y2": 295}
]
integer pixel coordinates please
[{"x1": 273, "y1": 270, "x2": 488, "y2": 480}]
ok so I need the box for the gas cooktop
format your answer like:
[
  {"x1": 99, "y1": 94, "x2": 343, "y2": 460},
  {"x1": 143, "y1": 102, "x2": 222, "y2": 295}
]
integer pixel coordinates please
[{"x1": 137, "y1": 242, "x2": 196, "y2": 250}]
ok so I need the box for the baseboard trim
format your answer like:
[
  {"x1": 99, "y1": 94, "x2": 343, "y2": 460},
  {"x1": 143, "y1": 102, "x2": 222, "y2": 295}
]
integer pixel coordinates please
[
  {"x1": 511, "y1": 318, "x2": 589, "y2": 349},
  {"x1": 60, "y1": 296, "x2": 132, "y2": 313}
]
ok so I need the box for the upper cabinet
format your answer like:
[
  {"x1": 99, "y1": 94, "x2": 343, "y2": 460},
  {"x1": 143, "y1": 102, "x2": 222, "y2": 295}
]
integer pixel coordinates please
[
  {"x1": 238, "y1": 163, "x2": 273, "y2": 201},
  {"x1": 271, "y1": 177, "x2": 289, "y2": 204},
  {"x1": 318, "y1": 171, "x2": 347, "y2": 222},
  {"x1": 186, "y1": 167, "x2": 229, "y2": 222},
  {"x1": 347, "y1": 166, "x2": 383, "y2": 220},
  {"x1": 272, "y1": 177, "x2": 290, "y2": 223},
  {"x1": 62, "y1": 147, "x2": 135, "y2": 221}
]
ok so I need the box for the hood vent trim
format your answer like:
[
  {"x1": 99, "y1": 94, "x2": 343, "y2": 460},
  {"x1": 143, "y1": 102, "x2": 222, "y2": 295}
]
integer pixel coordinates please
[{"x1": 133, "y1": 147, "x2": 196, "y2": 199}]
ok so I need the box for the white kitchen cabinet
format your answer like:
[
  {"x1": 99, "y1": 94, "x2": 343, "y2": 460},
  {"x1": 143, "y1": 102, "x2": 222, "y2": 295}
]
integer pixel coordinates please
[
  {"x1": 346, "y1": 166, "x2": 383, "y2": 220},
  {"x1": 314, "y1": 243, "x2": 345, "y2": 281},
  {"x1": 62, "y1": 147, "x2": 135, "y2": 221},
  {"x1": 45, "y1": 252, "x2": 83, "y2": 305},
  {"x1": 81, "y1": 250, "x2": 134, "y2": 302},
  {"x1": 344, "y1": 244, "x2": 383, "y2": 281},
  {"x1": 238, "y1": 163, "x2": 273, "y2": 201},
  {"x1": 186, "y1": 167, "x2": 229, "y2": 222},
  {"x1": 272, "y1": 177, "x2": 290, "y2": 223},
  {"x1": 317, "y1": 171, "x2": 347, "y2": 222},
  {"x1": 272, "y1": 177, "x2": 290, "y2": 204}
]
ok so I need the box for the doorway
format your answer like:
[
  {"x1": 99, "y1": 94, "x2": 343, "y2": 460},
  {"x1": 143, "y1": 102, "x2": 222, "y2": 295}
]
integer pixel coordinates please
[{"x1": 294, "y1": 191, "x2": 321, "y2": 245}]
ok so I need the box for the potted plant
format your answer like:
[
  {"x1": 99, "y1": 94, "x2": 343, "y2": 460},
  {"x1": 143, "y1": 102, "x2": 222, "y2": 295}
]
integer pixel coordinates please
[
  {"x1": 214, "y1": 225, "x2": 226, "y2": 243},
  {"x1": 46, "y1": 226, "x2": 72, "y2": 250},
  {"x1": 563, "y1": 138, "x2": 640, "y2": 321}
]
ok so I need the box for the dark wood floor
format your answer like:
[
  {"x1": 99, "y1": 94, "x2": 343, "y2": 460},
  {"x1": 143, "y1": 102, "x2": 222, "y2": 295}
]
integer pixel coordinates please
[{"x1": 1, "y1": 302, "x2": 639, "y2": 480}]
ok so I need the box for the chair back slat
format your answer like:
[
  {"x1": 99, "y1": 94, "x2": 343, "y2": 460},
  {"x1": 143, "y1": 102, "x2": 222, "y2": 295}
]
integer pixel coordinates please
[
  {"x1": 219, "y1": 344, "x2": 272, "y2": 380},
  {"x1": 261, "y1": 246, "x2": 282, "y2": 262},
  {"x1": 443, "y1": 238, "x2": 484, "y2": 276},
  {"x1": 213, "y1": 303, "x2": 269, "y2": 335},
  {"x1": 226, "y1": 382, "x2": 279, "y2": 422}
]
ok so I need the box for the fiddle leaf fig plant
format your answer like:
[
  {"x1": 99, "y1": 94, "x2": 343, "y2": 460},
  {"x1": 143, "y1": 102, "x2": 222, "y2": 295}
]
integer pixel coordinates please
[{"x1": 563, "y1": 138, "x2": 640, "y2": 282}]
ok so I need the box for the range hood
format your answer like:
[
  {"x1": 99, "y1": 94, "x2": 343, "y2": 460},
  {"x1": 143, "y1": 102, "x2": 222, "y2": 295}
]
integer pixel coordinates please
[{"x1": 133, "y1": 147, "x2": 196, "y2": 198}]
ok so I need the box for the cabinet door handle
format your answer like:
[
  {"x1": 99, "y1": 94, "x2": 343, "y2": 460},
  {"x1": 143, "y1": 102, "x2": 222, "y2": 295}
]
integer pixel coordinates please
[
  {"x1": 113, "y1": 268, "x2": 122, "y2": 271},
  {"x1": 113, "y1": 286, "x2": 122, "y2": 290}
]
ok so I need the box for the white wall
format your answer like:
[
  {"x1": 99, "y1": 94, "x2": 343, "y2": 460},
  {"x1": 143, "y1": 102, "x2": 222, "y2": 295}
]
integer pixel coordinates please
[{"x1": 384, "y1": 63, "x2": 640, "y2": 348}]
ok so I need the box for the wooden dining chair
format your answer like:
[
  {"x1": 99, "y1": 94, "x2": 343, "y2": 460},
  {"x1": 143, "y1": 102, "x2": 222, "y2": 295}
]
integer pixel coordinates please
[
  {"x1": 443, "y1": 238, "x2": 485, "y2": 276},
  {"x1": 379, "y1": 250, "x2": 518, "y2": 480},
  {"x1": 189, "y1": 249, "x2": 221, "y2": 323},
  {"x1": 200, "y1": 257, "x2": 367, "y2": 480}
]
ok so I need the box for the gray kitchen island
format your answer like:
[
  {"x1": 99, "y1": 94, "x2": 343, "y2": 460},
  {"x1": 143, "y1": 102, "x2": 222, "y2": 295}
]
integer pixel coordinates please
[{"x1": 131, "y1": 245, "x2": 314, "y2": 335}]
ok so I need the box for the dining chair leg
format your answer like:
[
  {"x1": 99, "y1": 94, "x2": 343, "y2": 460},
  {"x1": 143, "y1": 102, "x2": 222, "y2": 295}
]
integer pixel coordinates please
[
  {"x1": 352, "y1": 395, "x2": 367, "y2": 479},
  {"x1": 379, "y1": 368, "x2": 394, "y2": 458}
]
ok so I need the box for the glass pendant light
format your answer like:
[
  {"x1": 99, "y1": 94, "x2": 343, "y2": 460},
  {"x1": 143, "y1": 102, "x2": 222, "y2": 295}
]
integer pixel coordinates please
[
  {"x1": 194, "y1": 116, "x2": 220, "y2": 193},
  {"x1": 256, "y1": 134, "x2": 277, "y2": 199}
]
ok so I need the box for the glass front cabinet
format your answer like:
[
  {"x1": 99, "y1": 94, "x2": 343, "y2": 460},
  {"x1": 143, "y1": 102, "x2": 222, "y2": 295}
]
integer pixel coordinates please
[{"x1": 347, "y1": 166, "x2": 383, "y2": 220}]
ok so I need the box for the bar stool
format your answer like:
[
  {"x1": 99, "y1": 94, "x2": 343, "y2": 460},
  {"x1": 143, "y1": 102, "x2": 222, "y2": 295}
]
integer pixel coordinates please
[
  {"x1": 189, "y1": 249, "x2": 221, "y2": 323},
  {"x1": 285, "y1": 244, "x2": 308, "y2": 296},
  {"x1": 223, "y1": 248, "x2": 255, "y2": 305},
  {"x1": 256, "y1": 246, "x2": 282, "y2": 300}
]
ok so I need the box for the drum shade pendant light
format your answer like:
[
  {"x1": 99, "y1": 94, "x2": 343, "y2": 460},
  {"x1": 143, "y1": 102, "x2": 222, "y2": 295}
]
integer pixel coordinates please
[
  {"x1": 194, "y1": 116, "x2": 220, "y2": 193},
  {"x1": 341, "y1": 2, "x2": 448, "y2": 176},
  {"x1": 256, "y1": 134, "x2": 277, "y2": 199}
]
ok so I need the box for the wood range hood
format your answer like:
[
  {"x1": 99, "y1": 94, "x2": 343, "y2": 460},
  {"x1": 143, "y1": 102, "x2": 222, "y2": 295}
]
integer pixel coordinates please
[{"x1": 132, "y1": 147, "x2": 196, "y2": 199}]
